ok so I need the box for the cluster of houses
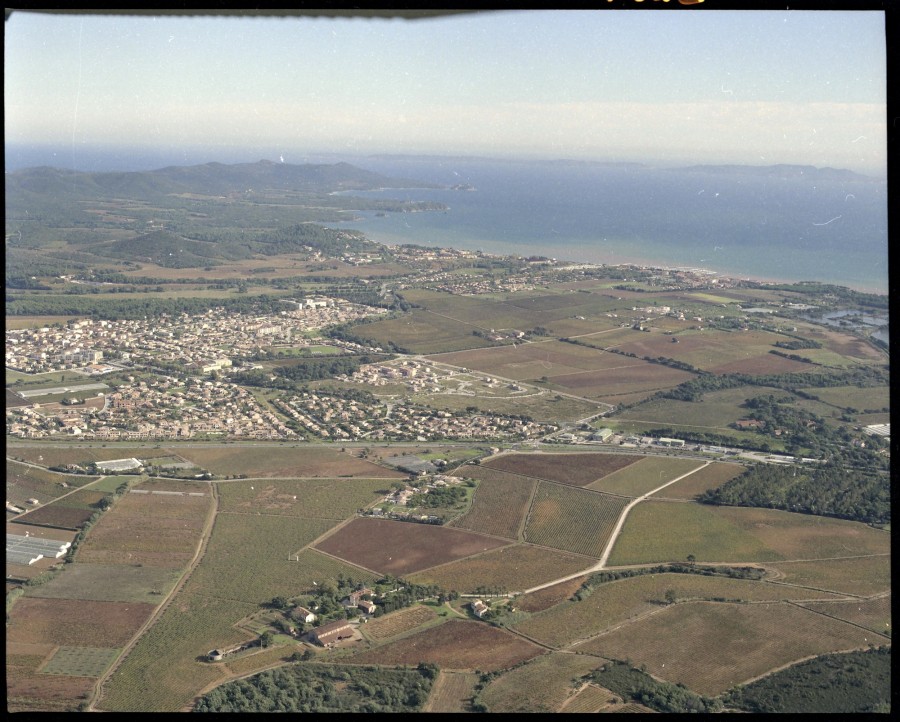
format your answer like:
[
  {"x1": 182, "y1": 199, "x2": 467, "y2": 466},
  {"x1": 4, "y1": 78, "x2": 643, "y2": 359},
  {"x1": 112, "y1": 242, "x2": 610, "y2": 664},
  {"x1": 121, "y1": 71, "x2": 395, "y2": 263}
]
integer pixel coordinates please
[
  {"x1": 5, "y1": 301, "x2": 386, "y2": 376},
  {"x1": 273, "y1": 390, "x2": 554, "y2": 442}
]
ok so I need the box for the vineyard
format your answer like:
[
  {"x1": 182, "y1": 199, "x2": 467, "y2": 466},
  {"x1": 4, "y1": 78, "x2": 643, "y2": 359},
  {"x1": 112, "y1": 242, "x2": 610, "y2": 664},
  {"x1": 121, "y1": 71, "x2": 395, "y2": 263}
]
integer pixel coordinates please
[
  {"x1": 559, "y1": 684, "x2": 618, "y2": 713},
  {"x1": 448, "y1": 472, "x2": 535, "y2": 539},
  {"x1": 363, "y1": 605, "x2": 439, "y2": 642},
  {"x1": 649, "y1": 461, "x2": 745, "y2": 500},
  {"x1": 477, "y1": 652, "x2": 604, "y2": 713},
  {"x1": 585, "y1": 456, "x2": 705, "y2": 496},
  {"x1": 767, "y1": 555, "x2": 891, "y2": 597},
  {"x1": 215, "y1": 477, "x2": 388, "y2": 519},
  {"x1": 483, "y1": 452, "x2": 640, "y2": 487},
  {"x1": 523, "y1": 482, "x2": 627, "y2": 558},
  {"x1": 575, "y1": 600, "x2": 884, "y2": 697},
  {"x1": 408, "y1": 543, "x2": 591, "y2": 595},
  {"x1": 423, "y1": 671, "x2": 478, "y2": 713}
]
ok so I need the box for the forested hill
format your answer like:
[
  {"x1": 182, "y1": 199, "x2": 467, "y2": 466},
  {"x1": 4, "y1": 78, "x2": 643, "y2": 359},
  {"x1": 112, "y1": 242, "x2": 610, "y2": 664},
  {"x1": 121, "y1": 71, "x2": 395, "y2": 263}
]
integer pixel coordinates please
[
  {"x1": 698, "y1": 462, "x2": 890, "y2": 525},
  {"x1": 5, "y1": 159, "x2": 440, "y2": 201}
]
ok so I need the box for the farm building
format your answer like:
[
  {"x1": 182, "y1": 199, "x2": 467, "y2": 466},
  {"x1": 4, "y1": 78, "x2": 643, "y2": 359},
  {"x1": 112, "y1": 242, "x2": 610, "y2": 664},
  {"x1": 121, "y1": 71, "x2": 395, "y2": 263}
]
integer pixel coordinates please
[
  {"x1": 308, "y1": 620, "x2": 355, "y2": 647},
  {"x1": 357, "y1": 599, "x2": 377, "y2": 615},
  {"x1": 590, "y1": 428, "x2": 614, "y2": 442},
  {"x1": 94, "y1": 457, "x2": 143, "y2": 472},
  {"x1": 470, "y1": 599, "x2": 489, "y2": 618},
  {"x1": 656, "y1": 437, "x2": 685, "y2": 448},
  {"x1": 385, "y1": 455, "x2": 438, "y2": 475},
  {"x1": 6, "y1": 533, "x2": 70, "y2": 565}
]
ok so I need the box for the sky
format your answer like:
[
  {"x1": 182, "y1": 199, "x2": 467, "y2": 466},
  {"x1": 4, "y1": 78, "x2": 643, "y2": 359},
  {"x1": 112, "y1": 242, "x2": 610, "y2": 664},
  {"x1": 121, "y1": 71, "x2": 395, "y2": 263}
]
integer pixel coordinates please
[{"x1": 4, "y1": 8, "x2": 888, "y2": 175}]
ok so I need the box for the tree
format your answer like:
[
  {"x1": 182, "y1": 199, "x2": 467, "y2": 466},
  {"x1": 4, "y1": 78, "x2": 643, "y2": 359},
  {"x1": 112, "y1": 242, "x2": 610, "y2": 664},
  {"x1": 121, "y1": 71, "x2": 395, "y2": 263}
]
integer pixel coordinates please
[
  {"x1": 259, "y1": 631, "x2": 273, "y2": 648},
  {"x1": 664, "y1": 589, "x2": 677, "y2": 605},
  {"x1": 686, "y1": 554, "x2": 696, "y2": 566}
]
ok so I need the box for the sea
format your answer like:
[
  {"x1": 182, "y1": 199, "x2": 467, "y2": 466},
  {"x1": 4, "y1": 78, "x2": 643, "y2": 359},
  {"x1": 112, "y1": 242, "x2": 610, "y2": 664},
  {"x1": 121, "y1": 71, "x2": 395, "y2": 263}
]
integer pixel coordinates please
[{"x1": 5, "y1": 145, "x2": 889, "y2": 295}]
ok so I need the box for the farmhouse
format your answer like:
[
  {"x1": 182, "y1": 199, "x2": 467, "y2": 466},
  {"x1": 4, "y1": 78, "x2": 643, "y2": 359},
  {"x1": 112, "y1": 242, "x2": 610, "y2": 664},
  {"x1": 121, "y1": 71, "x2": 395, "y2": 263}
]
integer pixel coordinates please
[
  {"x1": 470, "y1": 599, "x2": 489, "y2": 618},
  {"x1": 308, "y1": 619, "x2": 355, "y2": 646},
  {"x1": 293, "y1": 606, "x2": 316, "y2": 623},
  {"x1": 357, "y1": 599, "x2": 377, "y2": 615},
  {"x1": 342, "y1": 587, "x2": 375, "y2": 608}
]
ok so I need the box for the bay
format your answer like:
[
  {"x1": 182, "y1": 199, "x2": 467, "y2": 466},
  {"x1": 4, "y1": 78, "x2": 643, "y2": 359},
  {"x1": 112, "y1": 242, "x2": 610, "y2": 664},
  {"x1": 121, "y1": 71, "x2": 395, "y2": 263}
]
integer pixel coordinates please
[{"x1": 334, "y1": 156, "x2": 888, "y2": 294}]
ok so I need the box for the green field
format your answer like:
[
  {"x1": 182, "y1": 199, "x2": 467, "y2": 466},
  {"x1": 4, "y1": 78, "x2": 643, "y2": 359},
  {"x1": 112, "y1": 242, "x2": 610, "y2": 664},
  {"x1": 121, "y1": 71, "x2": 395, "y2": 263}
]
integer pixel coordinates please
[
  {"x1": 767, "y1": 555, "x2": 891, "y2": 597},
  {"x1": 513, "y1": 573, "x2": 843, "y2": 649},
  {"x1": 215, "y1": 477, "x2": 388, "y2": 519},
  {"x1": 479, "y1": 652, "x2": 604, "y2": 713},
  {"x1": 23, "y1": 563, "x2": 183, "y2": 604},
  {"x1": 607, "y1": 500, "x2": 784, "y2": 566},
  {"x1": 41, "y1": 646, "x2": 121, "y2": 677},
  {"x1": 348, "y1": 309, "x2": 496, "y2": 354},
  {"x1": 585, "y1": 456, "x2": 706, "y2": 496}
]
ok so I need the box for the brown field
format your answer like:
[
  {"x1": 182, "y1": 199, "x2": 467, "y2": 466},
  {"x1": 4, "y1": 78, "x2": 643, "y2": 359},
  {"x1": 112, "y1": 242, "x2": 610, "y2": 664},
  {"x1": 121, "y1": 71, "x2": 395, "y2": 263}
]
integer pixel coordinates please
[
  {"x1": 346, "y1": 619, "x2": 545, "y2": 672},
  {"x1": 7, "y1": 597, "x2": 155, "y2": 647},
  {"x1": 363, "y1": 605, "x2": 439, "y2": 642},
  {"x1": 550, "y1": 363, "x2": 695, "y2": 403},
  {"x1": 524, "y1": 483, "x2": 628, "y2": 558},
  {"x1": 314, "y1": 517, "x2": 510, "y2": 577},
  {"x1": 408, "y1": 543, "x2": 592, "y2": 594},
  {"x1": 429, "y1": 340, "x2": 634, "y2": 381},
  {"x1": 423, "y1": 671, "x2": 478, "y2": 713},
  {"x1": 649, "y1": 461, "x2": 745, "y2": 500},
  {"x1": 798, "y1": 594, "x2": 891, "y2": 637},
  {"x1": 173, "y1": 446, "x2": 404, "y2": 478},
  {"x1": 515, "y1": 576, "x2": 590, "y2": 614},
  {"x1": 448, "y1": 472, "x2": 535, "y2": 539},
  {"x1": 479, "y1": 652, "x2": 604, "y2": 713},
  {"x1": 560, "y1": 684, "x2": 618, "y2": 713},
  {"x1": 483, "y1": 452, "x2": 641, "y2": 487},
  {"x1": 14, "y1": 506, "x2": 95, "y2": 530},
  {"x1": 348, "y1": 309, "x2": 495, "y2": 354},
  {"x1": 816, "y1": 329, "x2": 886, "y2": 360},
  {"x1": 584, "y1": 456, "x2": 705, "y2": 496},
  {"x1": 7, "y1": 668, "x2": 97, "y2": 713},
  {"x1": 75, "y1": 490, "x2": 211, "y2": 568},
  {"x1": 767, "y1": 554, "x2": 891, "y2": 597},
  {"x1": 575, "y1": 600, "x2": 885, "y2": 696},
  {"x1": 514, "y1": 573, "x2": 843, "y2": 649}
]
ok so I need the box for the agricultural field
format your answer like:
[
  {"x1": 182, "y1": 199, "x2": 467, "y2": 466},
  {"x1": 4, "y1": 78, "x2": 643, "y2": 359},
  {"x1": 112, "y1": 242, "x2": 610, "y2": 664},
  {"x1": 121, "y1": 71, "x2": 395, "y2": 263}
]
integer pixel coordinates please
[
  {"x1": 523, "y1": 483, "x2": 628, "y2": 558},
  {"x1": 313, "y1": 516, "x2": 511, "y2": 577},
  {"x1": 649, "y1": 461, "x2": 745, "y2": 500},
  {"x1": 605, "y1": 500, "x2": 892, "y2": 567},
  {"x1": 477, "y1": 652, "x2": 604, "y2": 713},
  {"x1": 448, "y1": 471, "x2": 536, "y2": 539},
  {"x1": 407, "y1": 543, "x2": 592, "y2": 594},
  {"x1": 584, "y1": 456, "x2": 706, "y2": 496},
  {"x1": 347, "y1": 309, "x2": 495, "y2": 354},
  {"x1": 575, "y1": 600, "x2": 885, "y2": 697},
  {"x1": 13, "y1": 503, "x2": 97, "y2": 530},
  {"x1": 422, "y1": 671, "x2": 478, "y2": 713},
  {"x1": 75, "y1": 490, "x2": 212, "y2": 568},
  {"x1": 615, "y1": 384, "x2": 784, "y2": 429},
  {"x1": 8, "y1": 446, "x2": 175, "y2": 468},
  {"x1": 345, "y1": 619, "x2": 545, "y2": 672},
  {"x1": 96, "y1": 591, "x2": 258, "y2": 713},
  {"x1": 512, "y1": 573, "x2": 843, "y2": 649},
  {"x1": 549, "y1": 362, "x2": 695, "y2": 405},
  {"x1": 6, "y1": 460, "x2": 99, "y2": 507},
  {"x1": 809, "y1": 384, "x2": 890, "y2": 411},
  {"x1": 482, "y1": 451, "x2": 641, "y2": 487},
  {"x1": 797, "y1": 595, "x2": 891, "y2": 637},
  {"x1": 41, "y1": 647, "x2": 121, "y2": 678},
  {"x1": 362, "y1": 605, "x2": 439, "y2": 642},
  {"x1": 22, "y1": 563, "x2": 183, "y2": 604},
  {"x1": 188, "y1": 513, "x2": 340, "y2": 604},
  {"x1": 559, "y1": 684, "x2": 619, "y2": 713},
  {"x1": 766, "y1": 555, "x2": 891, "y2": 597},
  {"x1": 514, "y1": 576, "x2": 590, "y2": 614},
  {"x1": 221, "y1": 644, "x2": 296, "y2": 677},
  {"x1": 215, "y1": 477, "x2": 389, "y2": 519},
  {"x1": 7, "y1": 597, "x2": 156, "y2": 648},
  {"x1": 174, "y1": 446, "x2": 405, "y2": 479}
]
